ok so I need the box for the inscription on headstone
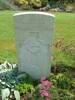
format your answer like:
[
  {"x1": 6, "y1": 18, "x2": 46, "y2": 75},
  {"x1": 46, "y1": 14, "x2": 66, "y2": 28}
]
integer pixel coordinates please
[{"x1": 13, "y1": 11, "x2": 55, "y2": 79}]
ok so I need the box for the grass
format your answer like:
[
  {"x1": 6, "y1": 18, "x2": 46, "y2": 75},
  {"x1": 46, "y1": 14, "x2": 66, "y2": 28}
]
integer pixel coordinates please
[
  {"x1": 54, "y1": 12, "x2": 75, "y2": 42},
  {"x1": 0, "y1": 11, "x2": 16, "y2": 62},
  {"x1": 0, "y1": 11, "x2": 75, "y2": 64},
  {"x1": 52, "y1": 12, "x2": 75, "y2": 67}
]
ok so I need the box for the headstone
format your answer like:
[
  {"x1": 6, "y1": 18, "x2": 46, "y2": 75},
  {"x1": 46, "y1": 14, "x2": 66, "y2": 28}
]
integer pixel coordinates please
[{"x1": 13, "y1": 11, "x2": 55, "y2": 79}]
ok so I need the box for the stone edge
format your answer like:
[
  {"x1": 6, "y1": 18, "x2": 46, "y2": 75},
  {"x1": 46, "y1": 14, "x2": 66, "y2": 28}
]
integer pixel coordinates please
[{"x1": 13, "y1": 11, "x2": 55, "y2": 18}]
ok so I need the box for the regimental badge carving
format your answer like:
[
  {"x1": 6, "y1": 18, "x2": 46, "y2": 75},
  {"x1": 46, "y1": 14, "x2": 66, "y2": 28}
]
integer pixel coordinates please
[{"x1": 21, "y1": 37, "x2": 47, "y2": 54}]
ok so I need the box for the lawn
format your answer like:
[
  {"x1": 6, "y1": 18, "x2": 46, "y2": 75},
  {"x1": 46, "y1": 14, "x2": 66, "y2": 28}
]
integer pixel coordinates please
[
  {"x1": 0, "y1": 11, "x2": 75, "y2": 64},
  {"x1": 0, "y1": 11, "x2": 16, "y2": 62}
]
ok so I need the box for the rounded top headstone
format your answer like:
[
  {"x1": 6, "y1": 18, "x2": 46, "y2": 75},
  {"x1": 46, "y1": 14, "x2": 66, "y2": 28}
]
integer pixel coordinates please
[
  {"x1": 13, "y1": 11, "x2": 55, "y2": 18},
  {"x1": 13, "y1": 11, "x2": 55, "y2": 79}
]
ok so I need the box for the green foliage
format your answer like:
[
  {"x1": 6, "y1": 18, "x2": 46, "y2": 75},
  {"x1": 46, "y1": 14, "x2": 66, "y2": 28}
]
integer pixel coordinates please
[
  {"x1": 48, "y1": 73, "x2": 57, "y2": 86},
  {"x1": 31, "y1": 0, "x2": 42, "y2": 8},
  {"x1": 16, "y1": 83, "x2": 34, "y2": 94},
  {"x1": 15, "y1": 73, "x2": 35, "y2": 97},
  {"x1": 58, "y1": 89, "x2": 75, "y2": 100},
  {"x1": 52, "y1": 38, "x2": 75, "y2": 68},
  {"x1": 48, "y1": 73, "x2": 75, "y2": 99},
  {"x1": 49, "y1": 0, "x2": 75, "y2": 4},
  {"x1": 70, "y1": 80, "x2": 75, "y2": 88},
  {"x1": 14, "y1": 0, "x2": 48, "y2": 9},
  {"x1": 16, "y1": 73, "x2": 34, "y2": 85},
  {"x1": 56, "y1": 73, "x2": 70, "y2": 89},
  {"x1": 49, "y1": 85, "x2": 58, "y2": 94},
  {"x1": 41, "y1": 0, "x2": 48, "y2": 7},
  {"x1": 48, "y1": 73, "x2": 70, "y2": 89},
  {"x1": 15, "y1": 0, "x2": 29, "y2": 5},
  {"x1": 49, "y1": 86, "x2": 59, "y2": 100},
  {"x1": 31, "y1": 0, "x2": 48, "y2": 8},
  {"x1": 14, "y1": 0, "x2": 31, "y2": 9}
]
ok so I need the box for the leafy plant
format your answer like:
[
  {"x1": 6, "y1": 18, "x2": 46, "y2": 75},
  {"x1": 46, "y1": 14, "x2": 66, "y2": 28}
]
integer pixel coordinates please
[
  {"x1": 31, "y1": 0, "x2": 42, "y2": 8},
  {"x1": 16, "y1": 83, "x2": 34, "y2": 94},
  {"x1": 48, "y1": 73, "x2": 71, "y2": 89},
  {"x1": 58, "y1": 89, "x2": 75, "y2": 100},
  {"x1": 16, "y1": 73, "x2": 33, "y2": 84},
  {"x1": 15, "y1": 0, "x2": 29, "y2": 5}
]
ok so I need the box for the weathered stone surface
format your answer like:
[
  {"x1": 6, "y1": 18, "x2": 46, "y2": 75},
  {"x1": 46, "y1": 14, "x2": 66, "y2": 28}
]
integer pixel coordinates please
[{"x1": 13, "y1": 11, "x2": 55, "y2": 79}]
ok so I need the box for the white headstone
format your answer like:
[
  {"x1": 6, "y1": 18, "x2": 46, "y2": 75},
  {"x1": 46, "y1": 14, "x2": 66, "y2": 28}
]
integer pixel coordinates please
[{"x1": 13, "y1": 11, "x2": 55, "y2": 79}]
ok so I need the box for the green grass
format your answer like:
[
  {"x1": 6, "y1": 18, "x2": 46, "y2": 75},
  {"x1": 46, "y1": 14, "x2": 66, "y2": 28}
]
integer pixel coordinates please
[
  {"x1": 0, "y1": 11, "x2": 75, "y2": 65},
  {"x1": 52, "y1": 12, "x2": 75, "y2": 67},
  {"x1": 0, "y1": 11, "x2": 16, "y2": 62},
  {"x1": 54, "y1": 12, "x2": 75, "y2": 42}
]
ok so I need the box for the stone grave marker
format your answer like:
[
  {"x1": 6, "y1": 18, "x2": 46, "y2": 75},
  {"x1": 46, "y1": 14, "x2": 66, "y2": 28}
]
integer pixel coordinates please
[{"x1": 13, "y1": 11, "x2": 55, "y2": 79}]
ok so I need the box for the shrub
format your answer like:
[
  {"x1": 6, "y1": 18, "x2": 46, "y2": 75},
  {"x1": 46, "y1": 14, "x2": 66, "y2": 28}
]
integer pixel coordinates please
[
  {"x1": 16, "y1": 83, "x2": 34, "y2": 94},
  {"x1": 15, "y1": 0, "x2": 29, "y2": 5},
  {"x1": 56, "y1": 73, "x2": 70, "y2": 89},
  {"x1": 31, "y1": 0, "x2": 48, "y2": 8},
  {"x1": 14, "y1": 0, "x2": 48, "y2": 9},
  {"x1": 16, "y1": 73, "x2": 33, "y2": 84},
  {"x1": 31, "y1": 0, "x2": 42, "y2": 8},
  {"x1": 48, "y1": 73, "x2": 70, "y2": 89},
  {"x1": 58, "y1": 89, "x2": 75, "y2": 100}
]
